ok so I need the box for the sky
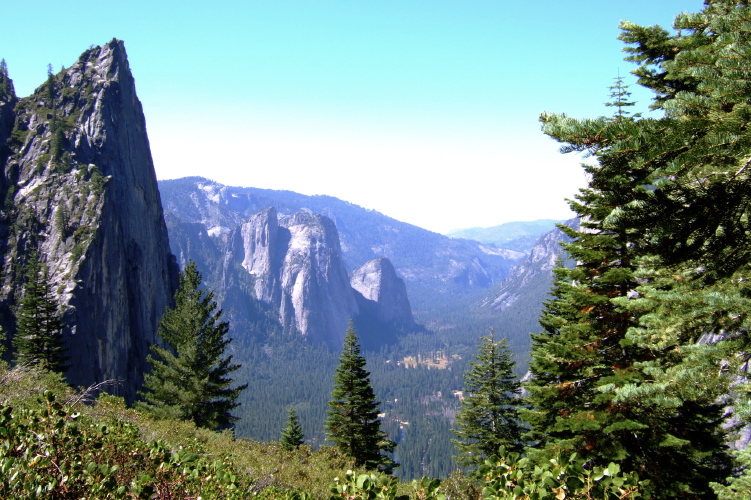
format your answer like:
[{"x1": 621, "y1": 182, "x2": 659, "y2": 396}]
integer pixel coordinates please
[{"x1": 1, "y1": 1, "x2": 704, "y2": 234}]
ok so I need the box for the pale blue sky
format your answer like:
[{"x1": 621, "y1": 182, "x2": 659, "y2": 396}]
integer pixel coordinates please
[{"x1": 2, "y1": 1, "x2": 703, "y2": 233}]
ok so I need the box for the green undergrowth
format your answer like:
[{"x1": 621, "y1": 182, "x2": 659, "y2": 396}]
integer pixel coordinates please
[
  {"x1": 0, "y1": 364, "x2": 461, "y2": 499},
  {"x1": 0, "y1": 365, "x2": 649, "y2": 499}
]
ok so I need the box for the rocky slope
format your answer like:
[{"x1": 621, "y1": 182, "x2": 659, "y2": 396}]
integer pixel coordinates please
[
  {"x1": 0, "y1": 40, "x2": 178, "y2": 400},
  {"x1": 470, "y1": 219, "x2": 577, "y2": 364},
  {"x1": 479, "y1": 219, "x2": 577, "y2": 314}
]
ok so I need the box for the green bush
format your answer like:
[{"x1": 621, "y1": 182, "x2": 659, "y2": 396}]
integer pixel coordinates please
[
  {"x1": 328, "y1": 471, "x2": 447, "y2": 500},
  {"x1": 0, "y1": 390, "x2": 248, "y2": 499},
  {"x1": 478, "y1": 448, "x2": 647, "y2": 500}
]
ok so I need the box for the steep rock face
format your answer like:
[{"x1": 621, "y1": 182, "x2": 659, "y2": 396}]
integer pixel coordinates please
[
  {"x1": 226, "y1": 208, "x2": 358, "y2": 348},
  {"x1": 0, "y1": 40, "x2": 178, "y2": 401},
  {"x1": 279, "y1": 212, "x2": 358, "y2": 348},
  {"x1": 350, "y1": 257, "x2": 415, "y2": 329},
  {"x1": 236, "y1": 207, "x2": 286, "y2": 304}
]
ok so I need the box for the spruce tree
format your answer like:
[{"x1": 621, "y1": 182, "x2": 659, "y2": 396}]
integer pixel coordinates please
[
  {"x1": 13, "y1": 252, "x2": 68, "y2": 373},
  {"x1": 137, "y1": 261, "x2": 247, "y2": 430},
  {"x1": 280, "y1": 406, "x2": 305, "y2": 451},
  {"x1": 0, "y1": 59, "x2": 12, "y2": 99},
  {"x1": 451, "y1": 329, "x2": 523, "y2": 468},
  {"x1": 326, "y1": 323, "x2": 396, "y2": 473}
]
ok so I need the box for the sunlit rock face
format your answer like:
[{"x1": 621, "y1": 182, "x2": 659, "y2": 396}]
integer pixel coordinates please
[
  {"x1": 230, "y1": 209, "x2": 358, "y2": 349},
  {"x1": 0, "y1": 39, "x2": 178, "y2": 401}
]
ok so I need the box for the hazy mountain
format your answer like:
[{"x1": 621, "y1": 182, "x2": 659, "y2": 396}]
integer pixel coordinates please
[
  {"x1": 159, "y1": 177, "x2": 525, "y2": 319},
  {"x1": 446, "y1": 219, "x2": 566, "y2": 253},
  {"x1": 477, "y1": 219, "x2": 577, "y2": 365}
]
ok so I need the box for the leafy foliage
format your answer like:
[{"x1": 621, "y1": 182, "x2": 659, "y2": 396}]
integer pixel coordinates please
[
  {"x1": 0, "y1": 391, "x2": 246, "y2": 499},
  {"x1": 138, "y1": 260, "x2": 247, "y2": 430},
  {"x1": 329, "y1": 471, "x2": 447, "y2": 500},
  {"x1": 478, "y1": 447, "x2": 646, "y2": 500}
]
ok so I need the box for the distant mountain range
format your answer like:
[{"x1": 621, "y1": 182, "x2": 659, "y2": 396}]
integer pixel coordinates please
[
  {"x1": 446, "y1": 219, "x2": 566, "y2": 253},
  {"x1": 158, "y1": 177, "x2": 529, "y2": 321},
  {"x1": 158, "y1": 177, "x2": 573, "y2": 362}
]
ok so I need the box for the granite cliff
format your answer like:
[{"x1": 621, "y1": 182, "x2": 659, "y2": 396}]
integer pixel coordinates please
[
  {"x1": 212, "y1": 206, "x2": 417, "y2": 349},
  {"x1": 0, "y1": 40, "x2": 178, "y2": 400},
  {"x1": 350, "y1": 257, "x2": 416, "y2": 330},
  {"x1": 226, "y1": 207, "x2": 359, "y2": 348}
]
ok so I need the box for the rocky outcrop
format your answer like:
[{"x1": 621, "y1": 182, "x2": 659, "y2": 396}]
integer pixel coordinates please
[
  {"x1": 159, "y1": 177, "x2": 525, "y2": 312},
  {"x1": 226, "y1": 209, "x2": 359, "y2": 348},
  {"x1": 235, "y1": 207, "x2": 286, "y2": 304},
  {"x1": 350, "y1": 257, "x2": 415, "y2": 329},
  {"x1": 220, "y1": 207, "x2": 423, "y2": 349},
  {"x1": 277, "y1": 212, "x2": 358, "y2": 348},
  {"x1": 0, "y1": 40, "x2": 178, "y2": 401}
]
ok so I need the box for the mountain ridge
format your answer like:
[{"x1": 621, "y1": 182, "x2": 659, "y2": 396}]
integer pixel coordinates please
[
  {"x1": 159, "y1": 177, "x2": 525, "y2": 318},
  {"x1": 446, "y1": 219, "x2": 566, "y2": 253}
]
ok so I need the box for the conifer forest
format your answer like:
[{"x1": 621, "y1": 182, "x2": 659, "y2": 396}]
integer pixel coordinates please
[{"x1": 3, "y1": 1, "x2": 751, "y2": 499}]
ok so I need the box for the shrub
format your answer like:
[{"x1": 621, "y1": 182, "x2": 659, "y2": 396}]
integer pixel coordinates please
[{"x1": 478, "y1": 447, "x2": 648, "y2": 500}]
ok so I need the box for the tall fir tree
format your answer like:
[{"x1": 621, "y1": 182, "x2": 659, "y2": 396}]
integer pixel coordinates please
[
  {"x1": 13, "y1": 252, "x2": 68, "y2": 373},
  {"x1": 521, "y1": 2, "x2": 751, "y2": 495},
  {"x1": 604, "y1": 74, "x2": 636, "y2": 120},
  {"x1": 0, "y1": 58, "x2": 13, "y2": 100},
  {"x1": 326, "y1": 323, "x2": 396, "y2": 473},
  {"x1": 452, "y1": 328, "x2": 523, "y2": 468},
  {"x1": 137, "y1": 261, "x2": 247, "y2": 430},
  {"x1": 280, "y1": 406, "x2": 305, "y2": 451}
]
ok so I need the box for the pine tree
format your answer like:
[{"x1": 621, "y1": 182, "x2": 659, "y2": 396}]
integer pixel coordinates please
[
  {"x1": 280, "y1": 406, "x2": 305, "y2": 451},
  {"x1": 326, "y1": 323, "x2": 396, "y2": 473},
  {"x1": 13, "y1": 252, "x2": 68, "y2": 373},
  {"x1": 452, "y1": 328, "x2": 523, "y2": 468},
  {"x1": 137, "y1": 261, "x2": 247, "y2": 430},
  {"x1": 46, "y1": 63, "x2": 55, "y2": 108},
  {"x1": 0, "y1": 59, "x2": 13, "y2": 99}
]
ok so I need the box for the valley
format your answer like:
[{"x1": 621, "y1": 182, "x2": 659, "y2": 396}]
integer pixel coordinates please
[
  {"x1": 157, "y1": 176, "x2": 568, "y2": 478},
  {"x1": 3, "y1": 2, "x2": 743, "y2": 494}
]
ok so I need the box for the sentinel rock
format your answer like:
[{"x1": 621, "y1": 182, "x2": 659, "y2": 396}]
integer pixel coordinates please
[
  {"x1": 0, "y1": 40, "x2": 178, "y2": 401},
  {"x1": 350, "y1": 257, "x2": 416, "y2": 329}
]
